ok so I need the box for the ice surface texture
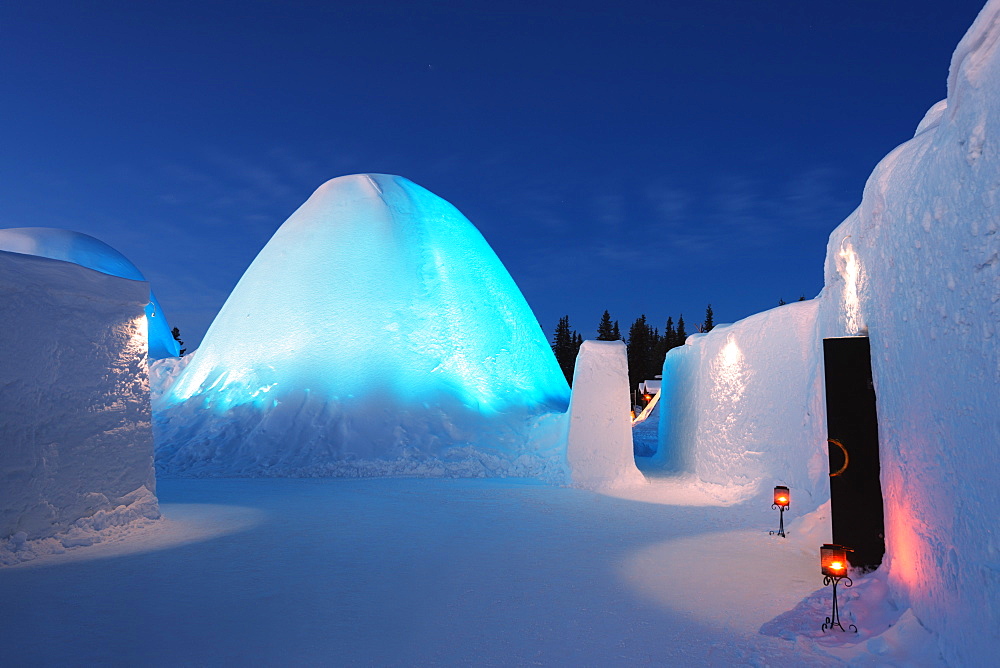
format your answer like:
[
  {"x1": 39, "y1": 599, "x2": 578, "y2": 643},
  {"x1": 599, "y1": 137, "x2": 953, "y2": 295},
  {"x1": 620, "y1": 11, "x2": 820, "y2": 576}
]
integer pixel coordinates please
[
  {"x1": 0, "y1": 227, "x2": 180, "y2": 359},
  {"x1": 0, "y1": 250, "x2": 158, "y2": 542},
  {"x1": 154, "y1": 174, "x2": 570, "y2": 477}
]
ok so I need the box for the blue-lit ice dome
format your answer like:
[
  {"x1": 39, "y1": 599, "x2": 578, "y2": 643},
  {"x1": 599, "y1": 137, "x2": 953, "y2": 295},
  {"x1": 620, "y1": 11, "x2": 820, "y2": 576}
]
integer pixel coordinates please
[
  {"x1": 0, "y1": 227, "x2": 180, "y2": 359},
  {"x1": 155, "y1": 174, "x2": 570, "y2": 477}
]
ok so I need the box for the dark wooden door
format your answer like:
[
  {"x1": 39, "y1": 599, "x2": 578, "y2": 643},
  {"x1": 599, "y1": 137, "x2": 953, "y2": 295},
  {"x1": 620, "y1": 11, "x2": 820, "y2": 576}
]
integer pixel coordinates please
[{"x1": 823, "y1": 336, "x2": 885, "y2": 571}]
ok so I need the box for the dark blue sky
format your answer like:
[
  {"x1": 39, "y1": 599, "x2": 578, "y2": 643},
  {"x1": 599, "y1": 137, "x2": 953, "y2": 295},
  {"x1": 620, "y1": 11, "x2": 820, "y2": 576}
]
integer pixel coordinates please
[{"x1": 2, "y1": 1, "x2": 988, "y2": 347}]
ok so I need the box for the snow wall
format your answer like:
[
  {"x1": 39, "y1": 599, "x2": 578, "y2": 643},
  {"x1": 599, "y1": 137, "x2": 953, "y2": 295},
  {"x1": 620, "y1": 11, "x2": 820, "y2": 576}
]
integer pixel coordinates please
[
  {"x1": 654, "y1": 299, "x2": 829, "y2": 506},
  {"x1": 0, "y1": 250, "x2": 159, "y2": 544},
  {"x1": 822, "y1": 3, "x2": 1000, "y2": 660},
  {"x1": 154, "y1": 174, "x2": 570, "y2": 478},
  {"x1": 0, "y1": 228, "x2": 180, "y2": 359},
  {"x1": 566, "y1": 340, "x2": 645, "y2": 489},
  {"x1": 656, "y1": 1, "x2": 999, "y2": 662}
]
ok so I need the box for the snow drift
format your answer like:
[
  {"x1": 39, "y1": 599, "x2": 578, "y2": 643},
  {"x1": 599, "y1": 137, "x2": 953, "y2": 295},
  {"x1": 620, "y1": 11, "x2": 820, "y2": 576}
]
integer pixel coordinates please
[
  {"x1": 154, "y1": 174, "x2": 570, "y2": 477},
  {"x1": 0, "y1": 227, "x2": 180, "y2": 359},
  {"x1": 0, "y1": 250, "x2": 159, "y2": 556},
  {"x1": 655, "y1": 1, "x2": 999, "y2": 662}
]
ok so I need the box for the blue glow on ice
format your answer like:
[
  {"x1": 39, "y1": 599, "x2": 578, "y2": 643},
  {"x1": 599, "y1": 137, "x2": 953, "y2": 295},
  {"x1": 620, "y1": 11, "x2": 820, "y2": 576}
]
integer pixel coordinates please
[
  {"x1": 167, "y1": 174, "x2": 569, "y2": 415},
  {"x1": 0, "y1": 227, "x2": 180, "y2": 359}
]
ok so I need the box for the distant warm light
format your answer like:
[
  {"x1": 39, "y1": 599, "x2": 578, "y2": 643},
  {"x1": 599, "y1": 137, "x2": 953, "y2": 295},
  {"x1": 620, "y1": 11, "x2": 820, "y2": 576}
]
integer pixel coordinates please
[
  {"x1": 631, "y1": 387, "x2": 661, "y2": 426},
  {"x1": 830, "y1": 561, "x2": 844, "y2": 571}
]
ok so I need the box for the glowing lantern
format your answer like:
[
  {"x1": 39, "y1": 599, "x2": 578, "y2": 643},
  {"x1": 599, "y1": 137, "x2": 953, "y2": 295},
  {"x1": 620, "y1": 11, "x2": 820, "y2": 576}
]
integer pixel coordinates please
[
  {"x1": 770, "y1": 485, "x2": 790, "y2": 537},
  {"x1": 642, "y1": 393, "x2": 652, "y2": 403},
  {"x1": 820, "y1": 544, "x2": 857, "y2": 633},
  {"x1": 821, "y1": 544, "x2": 852, "y2": 577}
]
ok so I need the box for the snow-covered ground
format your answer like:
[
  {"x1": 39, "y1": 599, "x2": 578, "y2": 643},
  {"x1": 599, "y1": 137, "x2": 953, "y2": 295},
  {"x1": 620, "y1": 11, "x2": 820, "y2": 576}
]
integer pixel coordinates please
[{"x1": 0, "y1": 475, "x2": 941, "y2": 666}]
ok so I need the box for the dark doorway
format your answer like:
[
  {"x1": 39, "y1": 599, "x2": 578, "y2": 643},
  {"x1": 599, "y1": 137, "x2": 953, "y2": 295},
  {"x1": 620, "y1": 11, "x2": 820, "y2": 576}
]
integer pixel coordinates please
[{"x1": 823, "y1": 336, "x2": 885, "y2": 570}]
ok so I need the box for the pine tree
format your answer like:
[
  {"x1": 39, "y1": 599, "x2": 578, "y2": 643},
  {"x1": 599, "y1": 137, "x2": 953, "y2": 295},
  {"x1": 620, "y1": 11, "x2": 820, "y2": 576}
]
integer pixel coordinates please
[
  {"x1": 596, "y1": 310, "x2": 617, "y2": 340},
  {"x1": 551, "y1": 316, "x2": 578, "y2": 384},
  {"x1": 653, "y1": 325, "x2": 668, "y2": 376},
  {"x1": 626, "y1": 314, "x2": 661, "y2": 393},
  {"x1": 571, "y1": 331, "x2": 583, "y2": 379},
  {"x1": 663, "y1": 316, "x2": 676, "y2": 351},
  {"x1": 778, "y1": 297, "x2": 787, "y2": 306},
  {"x1": 702, "y1": 304, "x2": 714, "y2": 333},
  {"x1": 612, "y1": 320, "x2": 621, "y2": 341},
  {"x1": 676, "y1": 314, "x2": 687, "y2": 343},
  {"x1": 653, "y1": 317, "x2": 669, "y2": 369},
  {"x1": 171, "y1": 326, "x2": 187, "y2": 356}
]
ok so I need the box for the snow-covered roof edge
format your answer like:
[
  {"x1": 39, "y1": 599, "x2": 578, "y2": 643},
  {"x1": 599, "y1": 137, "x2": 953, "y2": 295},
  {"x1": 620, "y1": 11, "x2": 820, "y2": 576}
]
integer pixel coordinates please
[{"x1": 948, "y1": 0, "x2": 1000, "y2": 113}]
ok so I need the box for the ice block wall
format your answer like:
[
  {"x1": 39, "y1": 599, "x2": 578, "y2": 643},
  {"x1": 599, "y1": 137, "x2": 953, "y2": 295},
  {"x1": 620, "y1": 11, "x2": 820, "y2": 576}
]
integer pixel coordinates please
[
  {"x1": 654, "y1": 300, "x2": 829, "y2": 506},
  {"x1": 0, "y1": 250, "x2": 158, "y2": 541},
  {"x1": 815, "y1": 2, "x2": 1000, "y2": 661},
  {"x1": 655, "y1": 1, "x2": 1000, "y2": 660},
  {"x1": 566, "y1": 340, "x2": 645, "y2": 489}
]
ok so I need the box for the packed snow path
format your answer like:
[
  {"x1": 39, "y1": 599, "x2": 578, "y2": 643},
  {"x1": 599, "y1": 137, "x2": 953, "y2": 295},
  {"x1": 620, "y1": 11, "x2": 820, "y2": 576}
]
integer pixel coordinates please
[{"x1": 0, "y1": 478, "x2": 931, "y2": 666}]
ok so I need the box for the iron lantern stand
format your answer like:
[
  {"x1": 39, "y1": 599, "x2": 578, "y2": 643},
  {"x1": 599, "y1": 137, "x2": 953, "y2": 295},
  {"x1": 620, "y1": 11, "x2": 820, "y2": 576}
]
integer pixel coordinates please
[
  {"x1": 821, "y1": 574, "x2": 858, "y2": 633},
  {"x1": 770, "y1": 486, "x2": 790, "y2": 537},
  {"x1": 769, "y1": 502, "x2": 788, "y2": 538}
]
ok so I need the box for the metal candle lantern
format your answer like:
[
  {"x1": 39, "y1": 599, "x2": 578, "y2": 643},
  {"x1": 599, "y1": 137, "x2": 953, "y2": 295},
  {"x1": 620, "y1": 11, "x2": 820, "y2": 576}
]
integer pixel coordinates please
[
  {"x1": 821, "y1": 543, "x2": 849, "y2": 577},
  {"x1": 770, "y1": 486, "x2": 789, "y2": 537},
  {"x1": 820, "y1": 544, "x2": 857, "y2": 633}
]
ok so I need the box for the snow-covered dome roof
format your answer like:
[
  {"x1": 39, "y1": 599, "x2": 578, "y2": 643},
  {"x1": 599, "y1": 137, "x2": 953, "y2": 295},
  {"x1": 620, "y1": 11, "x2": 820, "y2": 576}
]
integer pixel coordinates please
[
  {"x1": 156, "y1": 174, "x2": 569, "y2": 476},
  {"x1": 0, "y1": 227, "x2": 180, "y2": 359}
]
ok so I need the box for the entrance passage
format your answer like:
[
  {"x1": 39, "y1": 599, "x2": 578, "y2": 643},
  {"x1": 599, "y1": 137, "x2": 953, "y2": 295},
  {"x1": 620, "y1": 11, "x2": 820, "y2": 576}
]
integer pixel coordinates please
[{"x1": 822, "y1": 336, "x2": 885, "y2": 570}]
